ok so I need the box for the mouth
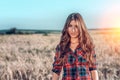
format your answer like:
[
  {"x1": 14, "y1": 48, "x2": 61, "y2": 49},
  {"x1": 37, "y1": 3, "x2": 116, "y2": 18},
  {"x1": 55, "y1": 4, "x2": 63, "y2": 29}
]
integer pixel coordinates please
[{"x1": 71, "y1": 33, "x2": 76, "y2": 35}]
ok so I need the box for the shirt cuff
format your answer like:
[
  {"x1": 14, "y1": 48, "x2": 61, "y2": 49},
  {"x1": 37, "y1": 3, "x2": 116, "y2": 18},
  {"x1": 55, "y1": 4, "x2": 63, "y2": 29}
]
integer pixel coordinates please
[
  {"x1": 89, "y1": 67, "x2": 97, "y2": 71},
  {"x1": 52, "y1": 69, "x2": 61, "y2": 76}
]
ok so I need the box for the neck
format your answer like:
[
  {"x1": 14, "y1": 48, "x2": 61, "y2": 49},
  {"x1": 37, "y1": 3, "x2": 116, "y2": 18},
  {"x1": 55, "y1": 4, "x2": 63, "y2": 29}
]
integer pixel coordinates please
[{"x1": 70, "y1": 37, "x2": 79, "y2": 44}]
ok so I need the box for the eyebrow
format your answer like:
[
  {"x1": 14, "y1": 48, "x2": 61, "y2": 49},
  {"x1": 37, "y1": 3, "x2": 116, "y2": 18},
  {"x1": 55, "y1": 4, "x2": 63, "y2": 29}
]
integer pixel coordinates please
[{"x1": 69, "y1": 24, "x2": 78, "y2": 26}]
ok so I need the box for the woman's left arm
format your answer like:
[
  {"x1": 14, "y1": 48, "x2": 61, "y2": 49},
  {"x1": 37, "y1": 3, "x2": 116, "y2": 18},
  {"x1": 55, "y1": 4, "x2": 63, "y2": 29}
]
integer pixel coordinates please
[
  {"x1": 90, "y1": 70, "x2": 99, "y2": 80},
  {"x1": 89, "y1": 50, "x2": 99, "y2": 80}
]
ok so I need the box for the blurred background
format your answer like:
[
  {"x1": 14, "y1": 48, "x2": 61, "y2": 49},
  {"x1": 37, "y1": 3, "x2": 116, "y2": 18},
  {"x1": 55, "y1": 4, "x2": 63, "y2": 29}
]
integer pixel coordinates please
[
  {"x1": 0, "y1": 0, "x2": 120, "y2": 80},
  {"x1": 0, "y1": 0, "x2": 120, "y2": 30}
]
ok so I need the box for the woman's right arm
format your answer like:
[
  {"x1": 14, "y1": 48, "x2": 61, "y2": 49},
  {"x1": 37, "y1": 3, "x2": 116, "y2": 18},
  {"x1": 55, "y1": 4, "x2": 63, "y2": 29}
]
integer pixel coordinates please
[{"x1": 52, "y1": 45, "x2": 63, "y2": 80}]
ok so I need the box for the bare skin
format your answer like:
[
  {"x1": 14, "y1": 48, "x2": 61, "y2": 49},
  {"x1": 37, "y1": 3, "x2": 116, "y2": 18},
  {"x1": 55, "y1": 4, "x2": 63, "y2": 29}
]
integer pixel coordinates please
[{"x1": 52, "y1": 73, "x2": 59, "y2": 80}]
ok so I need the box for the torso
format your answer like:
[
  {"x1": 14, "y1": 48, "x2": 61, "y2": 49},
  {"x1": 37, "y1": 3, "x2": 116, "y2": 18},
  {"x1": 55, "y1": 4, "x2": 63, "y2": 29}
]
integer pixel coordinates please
[
  {"x1": 69, "y1": 43, "x2": 79, "y2": 52},
  {"x1": 62, "y1": 44, "x2": 91, "y2": 80}
]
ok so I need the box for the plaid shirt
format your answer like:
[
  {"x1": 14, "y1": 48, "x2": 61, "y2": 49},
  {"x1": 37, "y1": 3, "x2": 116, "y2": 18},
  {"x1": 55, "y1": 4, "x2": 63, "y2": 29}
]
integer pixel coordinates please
[{"x1": 52, "y1": 44, "x2": 97, "y2": 80}]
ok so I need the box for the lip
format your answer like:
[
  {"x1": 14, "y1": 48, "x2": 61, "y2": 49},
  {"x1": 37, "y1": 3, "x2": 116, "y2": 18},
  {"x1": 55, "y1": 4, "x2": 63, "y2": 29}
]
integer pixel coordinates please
[{"x1": 71, "y1": 33, "x2": 76, "y2": 35}]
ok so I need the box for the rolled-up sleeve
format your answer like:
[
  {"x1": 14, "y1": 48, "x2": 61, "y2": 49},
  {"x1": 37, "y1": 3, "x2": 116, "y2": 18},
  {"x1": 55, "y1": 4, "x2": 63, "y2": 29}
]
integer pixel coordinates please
[
  {"x1": 52, "y1": 45, "x2": 63, "y2": 76},
  {"x1": 89, "y1": 50, "x2": 97, "y2": 71}
]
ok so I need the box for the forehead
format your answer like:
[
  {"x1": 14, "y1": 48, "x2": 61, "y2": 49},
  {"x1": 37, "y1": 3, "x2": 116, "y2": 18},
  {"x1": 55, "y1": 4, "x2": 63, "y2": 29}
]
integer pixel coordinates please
[{"x1": 69, "y1": 20, "x2": 79, "y2": 25}]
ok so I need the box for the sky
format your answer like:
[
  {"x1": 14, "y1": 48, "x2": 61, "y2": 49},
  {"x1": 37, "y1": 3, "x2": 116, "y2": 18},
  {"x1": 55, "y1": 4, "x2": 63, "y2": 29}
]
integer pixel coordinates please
[{"x1": 0, "y1": 0, "x2": 120, "y2": 30}]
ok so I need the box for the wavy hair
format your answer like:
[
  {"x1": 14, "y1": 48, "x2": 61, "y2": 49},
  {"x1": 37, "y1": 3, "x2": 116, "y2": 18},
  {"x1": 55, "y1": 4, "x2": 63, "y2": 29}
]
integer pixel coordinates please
[{"x1": 58, "y1": 13, "x2": 95, "y2": 66}]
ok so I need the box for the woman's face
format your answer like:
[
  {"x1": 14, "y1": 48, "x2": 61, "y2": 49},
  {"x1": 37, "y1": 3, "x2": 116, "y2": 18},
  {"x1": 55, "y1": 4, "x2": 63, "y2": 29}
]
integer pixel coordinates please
[{"x1": 68, "y1": 20, "x2": 79, "y2": 38}]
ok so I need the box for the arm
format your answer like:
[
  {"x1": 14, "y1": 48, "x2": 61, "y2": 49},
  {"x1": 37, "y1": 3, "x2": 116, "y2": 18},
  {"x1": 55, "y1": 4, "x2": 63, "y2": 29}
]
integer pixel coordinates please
[
  {"x1": 89, "y1": 50, "x2": 99, "y2": 80},
  {"x1": 52, "y1": 45, "x2": 63, "y2": 80},
  {"x1": 52, "y1": 72, "x2": 59, "y2": 80},
  {"x1": 90, "y1": 70, "x2": 99, "y2": 80}
]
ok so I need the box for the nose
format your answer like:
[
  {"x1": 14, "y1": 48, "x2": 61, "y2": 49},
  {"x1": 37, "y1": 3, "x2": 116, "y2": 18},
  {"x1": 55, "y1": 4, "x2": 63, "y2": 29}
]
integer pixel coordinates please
[{"x1": 72, "y1": 27, "x2": 75, "y2": 32}]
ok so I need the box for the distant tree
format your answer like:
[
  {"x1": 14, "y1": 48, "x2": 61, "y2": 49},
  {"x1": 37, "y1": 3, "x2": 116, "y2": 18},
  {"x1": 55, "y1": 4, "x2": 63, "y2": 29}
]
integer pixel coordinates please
[
  {"x1": 43, "y1": 32, "x2": 48, "y2": 36},
  {"x1": 6, "y1": 27, "x2": 17, "y2": 34},
  {"x1": 17, "y1": 31, "x2": 24, "y2": 34}
]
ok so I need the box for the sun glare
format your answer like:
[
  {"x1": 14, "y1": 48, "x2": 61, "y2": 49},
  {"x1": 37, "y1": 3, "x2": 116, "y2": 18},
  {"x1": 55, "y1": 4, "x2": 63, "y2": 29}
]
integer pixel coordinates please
[
  {"x1": 100, "y1": 4, "x2": 120, "y2": 30},
  {"x1": 99, "y1": 4, "x2": 120, "y2": 40}
]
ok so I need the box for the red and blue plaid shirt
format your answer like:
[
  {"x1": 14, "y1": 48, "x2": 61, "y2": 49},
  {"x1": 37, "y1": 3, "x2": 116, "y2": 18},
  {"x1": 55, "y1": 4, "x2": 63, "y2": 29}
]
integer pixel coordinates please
[{"x1": 52, "y1": 44, "x2": 97, "y2": 80}]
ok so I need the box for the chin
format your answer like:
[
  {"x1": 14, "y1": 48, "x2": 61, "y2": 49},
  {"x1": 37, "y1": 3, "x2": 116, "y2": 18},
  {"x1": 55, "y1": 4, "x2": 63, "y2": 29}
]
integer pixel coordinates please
[{"x1": 70, "y1": 35, "x2": 78, "y2": 38}]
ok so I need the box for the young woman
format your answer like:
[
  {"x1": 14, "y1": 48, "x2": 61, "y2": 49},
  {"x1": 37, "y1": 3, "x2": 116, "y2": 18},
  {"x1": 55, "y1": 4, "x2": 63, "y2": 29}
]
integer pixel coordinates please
[{"x1": 52, "y1": 13, "x2": 99, "y2": 80}]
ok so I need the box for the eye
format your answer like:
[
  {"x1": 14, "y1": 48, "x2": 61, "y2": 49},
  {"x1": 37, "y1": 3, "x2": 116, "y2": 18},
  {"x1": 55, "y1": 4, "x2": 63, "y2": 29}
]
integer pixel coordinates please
[
  {"x1": 68, "y1": 24, "x2": 72, "y2": 27},
  {"x1": 75, "y1": 25, "x2": 78, "y2": 28}
]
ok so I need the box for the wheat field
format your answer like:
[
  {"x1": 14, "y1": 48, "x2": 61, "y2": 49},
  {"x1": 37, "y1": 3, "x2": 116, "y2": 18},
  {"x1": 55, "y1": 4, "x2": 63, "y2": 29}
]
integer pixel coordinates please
[{"x1": 0, "y1": 30, "x2": 120, "y2": 80}]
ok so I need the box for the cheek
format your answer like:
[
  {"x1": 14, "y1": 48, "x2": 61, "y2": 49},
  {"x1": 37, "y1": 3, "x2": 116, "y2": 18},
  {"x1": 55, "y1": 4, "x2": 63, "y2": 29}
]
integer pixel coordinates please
[
  {"x1": 76, "y1": 28, "x2": 79, "y2": 34},
  {"x1": 76, "y1": 29, "x2": 80, "y2": 37},
  {"x1": 67, "y1": 28, "x2": 71, "y2": 34}
]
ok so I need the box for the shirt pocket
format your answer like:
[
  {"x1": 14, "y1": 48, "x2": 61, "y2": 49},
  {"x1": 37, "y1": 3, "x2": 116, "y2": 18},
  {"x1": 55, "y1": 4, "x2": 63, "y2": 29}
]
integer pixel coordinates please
[
  {"x1": 77, "y1": 50, "x2": 87, "y2": 63},
  {"x1": 67, "y1": 54, "x2": 76, "y2": 64}
]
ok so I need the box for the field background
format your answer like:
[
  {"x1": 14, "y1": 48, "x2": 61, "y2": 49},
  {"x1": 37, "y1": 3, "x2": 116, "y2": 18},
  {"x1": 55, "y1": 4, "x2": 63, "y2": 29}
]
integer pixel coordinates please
[{"x1": 0, "y1": 29, "x2": 120, "y2": 80}]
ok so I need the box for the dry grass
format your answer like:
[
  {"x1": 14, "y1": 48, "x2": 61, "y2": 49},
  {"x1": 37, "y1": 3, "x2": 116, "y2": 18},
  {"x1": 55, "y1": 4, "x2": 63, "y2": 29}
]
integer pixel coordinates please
[{"x1": 0, "y1": 30, "x2": 120, "y2": 80}]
